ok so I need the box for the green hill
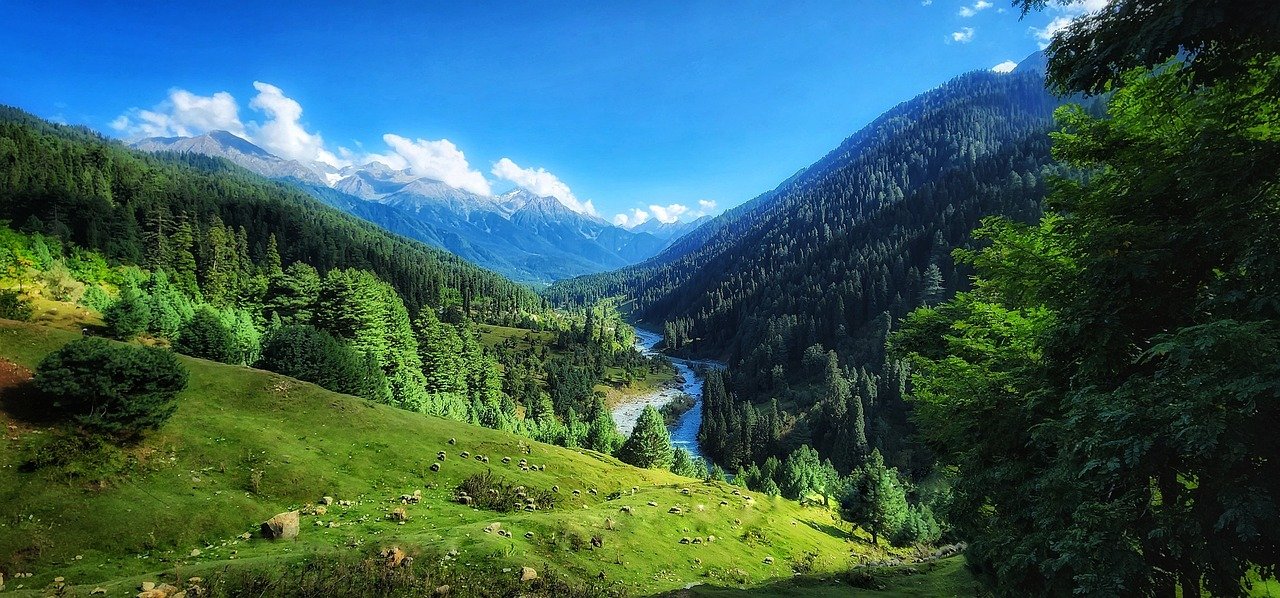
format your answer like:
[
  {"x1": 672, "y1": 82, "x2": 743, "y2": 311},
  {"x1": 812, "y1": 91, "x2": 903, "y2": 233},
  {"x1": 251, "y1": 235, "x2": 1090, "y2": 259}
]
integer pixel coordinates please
[{"x1": 0, "y1": 320, "x2": 966, "y2": 597}]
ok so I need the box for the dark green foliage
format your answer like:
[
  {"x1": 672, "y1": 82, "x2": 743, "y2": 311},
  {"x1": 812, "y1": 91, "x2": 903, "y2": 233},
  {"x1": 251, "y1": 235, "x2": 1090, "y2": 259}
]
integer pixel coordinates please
[
  {"x1": 0, "y1": 288, "x2": 32, "y2": 320},
  {"x1": 175, "y1": 306, "x2": 237, "y2": 364},
  {"x1": 891, "y1": 504, "x2": 942, "y2": 547},
  {"x1": 33, "y1": 337, "x2": 188, "y2": 439},
  {"x1": 1019, "y1": 0, "x2": 1280, "y2": 94},
  {"x1": 103, "y1": 286, "x2": 151, "y2": 339},
  {"x1": 892, "y1": 11, "x2": 1280, "y2": 592},
  {"x1": 780, "y1": 444, "x2": 823, "y2": 501},
  {"x1": 838, "y1": 449, "x2": 908, "y2": 546},
  {"x1": 669, "y1": 447, "x2": 699, "y2": 478},
  {"x1": 584, "y1": 399, "x2": 624, "y2": 454},
  {"x1": 618, "y1": 405, "x2": 673, "y2": 469},
  {"x1": 256, "y1": 324, "x2": 391, "y2": 402}
]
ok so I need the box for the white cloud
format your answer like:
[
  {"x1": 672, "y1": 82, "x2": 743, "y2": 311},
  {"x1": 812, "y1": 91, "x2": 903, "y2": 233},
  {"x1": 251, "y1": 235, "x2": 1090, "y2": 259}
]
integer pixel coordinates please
[
  {"x1": 921, "y1": 0, "x2": 933, "y2": 5},
  {"x1": 951, "y1": 27, "x2": 975, "y2": 43},
  {"x1": 111, "y1": 89, "x2": 246, "y2": 139},
  {"x1": 613, "y1": 208, "x2": 651, "y2": 228},
  {"x1": 648, "y1": 203, "x2": 689, "y2": 224},
  {"x1": 247, "y1": 82, "x2": 343, "y2": 167},
  {"x1": 1030, "y1": 0, "x2": 1108, "y2": 48},
  {"x1": 492, "y1": 158, "x2": 595, "y2": 215},
  {"x1": 959, "y1": 1, "x2": 992, "y2": 17},
  {"x1": 372, "y1": 134, "x2": 491, "y2": 195},
  {"x1": 696, "y1": 199, "x2": 717, "y2": 215},
  {"x1": 992, "y1": 60, "x2": 1019, "y2": 73}
]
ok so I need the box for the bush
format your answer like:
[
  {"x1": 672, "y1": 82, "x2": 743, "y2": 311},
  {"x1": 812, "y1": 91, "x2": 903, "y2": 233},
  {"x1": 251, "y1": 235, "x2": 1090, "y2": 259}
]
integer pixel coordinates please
[
  {"x1": 78, "y1": 284, "x2": 112, "y2": 312},
  {"x1": 34, "y1": 337, "x2": 188, "y2": 439},
  {"x1": 175, "y1": 306, "x2": 237, "y2": 363},
  {"x1": 0, "y1": 288, "x2": 33, "y2": 321},
  {"x1": 256, "y1": 324, "x2": 391, "y2": 402}
]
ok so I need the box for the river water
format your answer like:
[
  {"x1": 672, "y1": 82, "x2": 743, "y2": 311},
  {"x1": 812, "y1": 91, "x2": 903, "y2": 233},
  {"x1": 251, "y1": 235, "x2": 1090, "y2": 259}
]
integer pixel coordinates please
[{"x1": 610, "y1": 328, "x2": 723, "y2": 463}]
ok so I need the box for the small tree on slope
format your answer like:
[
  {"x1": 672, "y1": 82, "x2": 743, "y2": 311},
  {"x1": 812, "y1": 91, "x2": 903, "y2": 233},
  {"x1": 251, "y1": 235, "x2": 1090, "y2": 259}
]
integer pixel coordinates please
[{"x1": 618, "y1": 405, "x2": 673, "y2": 469}]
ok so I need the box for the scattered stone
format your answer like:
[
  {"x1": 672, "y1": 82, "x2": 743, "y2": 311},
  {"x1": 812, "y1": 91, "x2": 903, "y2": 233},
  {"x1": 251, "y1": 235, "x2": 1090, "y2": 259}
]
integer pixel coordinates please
[
  {"x1": 485, "y1": 522, "x2": 502, "y2": 534},
  {"x1": 448, "y1": 438, "x2": 456, "y2": 445},
  {"x1": 474, "y1": 454, "x2": 484, "y2": 461},
  {"x1": 502, "y1": 457, "x2": 511, "y2": 464},
  {"x1": 320, "y1": 496, "x2": 334, "y2": 505},
  {"x1": 732, "y1": 490, "x2": 741, "y2": 496},
  {"x1": 141, "y1": 581, "x2": 156, "y2": 592},
  {"x1": 339, "y1": 500, "x2": 353, "y2": 507},
  {"x1": 437, "y1": 452, "x2": 446, "y2": 461},
  {"x1": 389, "y1": 507, "x2": 408, "y2": 522},
  {"x1": 588, "y1": 488, "x2": 597, "y2": 495},
  {"x1": 572, "y1": 490, "x2": 581, "y2": 496},
  {"x1": 261, "y1": 511, "x2": 300, "y2": 540},
  {"x1": 190, "y1": 548, "x2": 201, "y2": 557},
  {"x1": 763, "y1": 556, "x2": 775, "y2": 565},
  {"x1": 434, "y1": 585, "x2": 451, "y2": 596},
  {"x1": 460, "y1": 451, "x2": 470, "y2": 458},
  {"x1": 524, "y1": 531, "x2": 534, "y2": 539},
  {"x1": 430, "y1": 463, "x2": 441, "y2": 472},
  {"x1": 692, "y1": 537, "x2": 703, "y2": 544},
  {"x1": 482, "y1": 456, "x2": 489, "y2": 463},
  {"x1": 520, "y1": 567, "x2": 538, "y2": 582},
  {"x1": 605, "y1": 517, "x2": 616, "y2": 530},
  {"x1": 551, "y1": 485, "x2": 559, "y2": 492},
  {"x1": 720, "y1": 500, "x2": 729, "y2": 506},
  {"x1": 668, "y1": 506, "x2": 682, "y2": 514},
  {"x1": 382, "y1": 546, "x2": 407, "y2": 568},
  {"x1": 54, "y1": 576, "x2": 65, "y2": 583},
  {"x1": 679, "y1": 537, "x2": 691, "y2": 544},
  {"x1": 311, "y1": 505, "x2": 327, "y2": 515},
  {"x1": 697, "y1": 504, "x2": 705, "y2": 512},
  {"x1": 92, "y1": 588, "x2": 107, "y2": 595},
  {"x1": 681, "y1": 488, "x2": 690, "y2": 495},
  {"x1": 619, "y1": 506, "x2": 633, "y2": 515},
  {"x1": 707, "y1": 535, "x2": 716, "y2": 543},
  {"x1": 591, "y1": 535, "x2": 603, "y2": 548},
  {"x1": 647, "y1": 501, "x2": 658, "y2": 507}
]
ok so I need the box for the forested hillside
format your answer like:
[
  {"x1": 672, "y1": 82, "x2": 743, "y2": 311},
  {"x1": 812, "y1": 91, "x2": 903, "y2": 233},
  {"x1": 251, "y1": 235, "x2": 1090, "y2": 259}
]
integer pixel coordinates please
[
  {"x1": 0, "y1": 107, "x2": 543, "y2": 319},
  {"x1": 548, "y1": 63, "x2": 1073, "y2": 475}
]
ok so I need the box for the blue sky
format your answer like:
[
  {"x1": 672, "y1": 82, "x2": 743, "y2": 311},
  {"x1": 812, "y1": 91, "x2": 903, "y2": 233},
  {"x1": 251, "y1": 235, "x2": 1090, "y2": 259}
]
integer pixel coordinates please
[{"x1": 1, "y1": 1, "x2": 1090, "y2": 225}]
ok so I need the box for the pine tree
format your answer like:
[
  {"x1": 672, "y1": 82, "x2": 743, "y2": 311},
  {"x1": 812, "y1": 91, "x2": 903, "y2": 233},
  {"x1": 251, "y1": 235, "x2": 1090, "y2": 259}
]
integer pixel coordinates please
[
  {"x1": 618, "y1": 405, "x2": 673, "y2": 469},
  {"x1": 839, "y1": 449, "x2": 908, "y2": 546}
]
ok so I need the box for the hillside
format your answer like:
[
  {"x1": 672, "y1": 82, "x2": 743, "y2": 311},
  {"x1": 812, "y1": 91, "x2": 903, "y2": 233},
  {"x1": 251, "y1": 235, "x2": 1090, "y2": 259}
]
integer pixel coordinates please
[
  {"x1": 132, "y1": 132, "x2": 677, "y2": 285},
  {"x1": 545, "y1": 59, "x2": 1074, "y2": 475},
  {"x1": 0, "y1": 107, "x2": 543, "y2": 319},
  {"x1": 0, "y1": 319, "x2": 967, "y2": 596}
]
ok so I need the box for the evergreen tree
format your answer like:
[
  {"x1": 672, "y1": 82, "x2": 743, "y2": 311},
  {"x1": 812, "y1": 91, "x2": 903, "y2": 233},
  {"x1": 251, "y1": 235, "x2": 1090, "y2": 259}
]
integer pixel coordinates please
[
  {"x1": 618, "y1": 405, "x2": 673, "y2": 469},
  {"x1": 175, "y1": 306, "x2": 237, "y2": 364},
  {"x1": 839, "y1": 449, "x2": 908, "y2": 546},
  {"x1": 103, "y1": 286, "x2": 151, "y2": 340}
]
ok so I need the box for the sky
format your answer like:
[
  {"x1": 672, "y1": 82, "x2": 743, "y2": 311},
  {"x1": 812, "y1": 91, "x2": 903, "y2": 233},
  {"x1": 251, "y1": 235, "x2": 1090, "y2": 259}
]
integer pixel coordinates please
[{"x1": 0, "y1": 1, "x2": 1100, "y2": 226}]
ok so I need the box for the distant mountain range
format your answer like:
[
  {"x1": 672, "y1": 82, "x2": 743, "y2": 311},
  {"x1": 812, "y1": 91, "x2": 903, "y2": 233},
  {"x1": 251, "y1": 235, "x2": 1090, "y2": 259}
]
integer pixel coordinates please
[{"x1": 132, "y1": 133, "x2": 705, "y2": 285}]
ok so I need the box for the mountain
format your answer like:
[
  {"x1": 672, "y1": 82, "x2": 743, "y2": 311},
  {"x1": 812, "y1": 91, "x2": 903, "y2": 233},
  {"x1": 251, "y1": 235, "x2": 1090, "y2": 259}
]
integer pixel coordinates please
[
  {"x1": 131, "y1": 133, "x2": 682, "y2": 285},
  {"x1": 628, "y1": 215, "x2": 712, "y2": 245},
  {"x1": 546, "y1": 53, "x2": 1071, "y2": 475},
  {"x1": 0, "y1": 106, "x2": 545, "y2": 320}
]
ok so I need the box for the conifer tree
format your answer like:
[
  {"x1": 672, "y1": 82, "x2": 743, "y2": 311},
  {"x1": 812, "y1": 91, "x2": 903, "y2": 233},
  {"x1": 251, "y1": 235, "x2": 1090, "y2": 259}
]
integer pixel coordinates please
[{"x1": 618, "y1": 405, "x2": 673, "y2": 469}]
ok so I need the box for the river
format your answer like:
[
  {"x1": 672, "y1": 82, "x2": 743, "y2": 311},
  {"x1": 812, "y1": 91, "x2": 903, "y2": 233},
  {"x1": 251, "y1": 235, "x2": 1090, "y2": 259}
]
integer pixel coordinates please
[{"x1": 610, "y1": 328, "x2": 724, "y2": 463}]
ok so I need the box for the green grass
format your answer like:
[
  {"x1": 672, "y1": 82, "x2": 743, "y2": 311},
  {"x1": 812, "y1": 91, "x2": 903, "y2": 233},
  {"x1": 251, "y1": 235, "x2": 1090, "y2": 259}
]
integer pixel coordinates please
[{"x1": 0, "y1": 319, "x2": 945, "y2": 596}]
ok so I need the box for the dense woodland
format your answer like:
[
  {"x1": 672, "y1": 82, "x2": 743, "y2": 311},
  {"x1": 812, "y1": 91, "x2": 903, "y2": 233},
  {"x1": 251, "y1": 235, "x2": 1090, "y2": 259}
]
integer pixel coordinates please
[
  {"x1": 0, "y1": 115, "x2": 671, "y2": 455},
  {"x1": 549, "y1": 66, "x2": 1078, "y2": 480}
]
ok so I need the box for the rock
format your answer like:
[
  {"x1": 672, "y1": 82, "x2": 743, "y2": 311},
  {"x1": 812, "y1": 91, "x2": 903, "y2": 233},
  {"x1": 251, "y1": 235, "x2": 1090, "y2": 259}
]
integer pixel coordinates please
[
  {"x1": 239, "y1": 532, "x2": 251, "y2": 540},
  {"x1": 390, "y1": 507, "x2": 408, "y2": 522},
  {"x1": 681, "y1": 488, "x2": 690, "y2": 495},
  {"x1": 668, "y1": 506, "x2": 682, "y2": 514},
  {"x1": 520, "y1": 567, "x2": 538, "y2": 582},
  {"x1": 502, "y1": 457, "x2": 511, "y2": 464},
  {"x1": 720, "y1": 500, "x2": 729, "y2": 506},
  {"x1": 732, "y1": 490, "x2": 741, "y2": 495},
  {"x1": 320, "y1": 496, "x2": 334, "y2": 505},
  {"x1": 605, "y1": 517, "x2": 616, "y2": 530},
  {"x1": 485, "y1": 522, "x2": 502, "y2": 534},
  {"x1": 692, "y1": 537, "x2": 703, "y2": 544},
  {"x1": 764, "y1": 556, "x2": 775, "y2": 565},
  {"x1": 54, "y1": 576, "x2": 65, "y2": 583},
  {"x1": 524, "y1": 531, "x2": 534, "y2": 539},
  {"x1": 141, "y1": 582, "x2": 156, "y2": 592},
  {"x1": 382, "y1": 546, "x2": 407, "y2": 567},
  {"x1": 591, "y1": 535, "x2": 603, "y2": 548},
  {"x1": 92, "y1": 588, "x2": 107, "y2": 595},
  {"x1": 619, "y1": 506, "x2": 633, "y2": 514},
  {"x1": 261, "y1": 511, "x2": 300, "y2": 540},
  {"x1": 679, "y1": 537, "x2": 691, "y2": 544},
  {"x1": 190, "y1": 548, "x2": 201, "y2": 557},
  {"x1": 588, "y1": 488, "x2": 597, "y2": 495},
  {"x1": 448, "y1": 437, "x2": 456, "y2": 445},
  {"x1": 647, "y1": 501, "x2": 658, "y2": 507},
  {"x1": 474, "y1": 454, "x2": 484, "y2": 461},
  {"x1": 551, "y1": 485, "x2": 559, "y2": 492},
  {"x1": 572, "y1": 489, "x2": 581, "y2": 496},
  {"x1": 312, "y1": 505, "x2": 327, "y2": 515},
  {"x1": 434, "y1": 585, "x2": 451, "y2": 596},
  {"x1": 460, "y1": 451, "x2": 470, "y2": 458},
  {"x1": 138, "y1": 591, "x2": 167, "y2": 598},
  {"x1": 707, "y1": 535, "x2": 716, "y2": 542},
  {"x1": 430, "y1": 463, "x2": 440, "y2": 472},
  {"x1": 437, "y1": 453, "x2": 446, "y2": 461}
]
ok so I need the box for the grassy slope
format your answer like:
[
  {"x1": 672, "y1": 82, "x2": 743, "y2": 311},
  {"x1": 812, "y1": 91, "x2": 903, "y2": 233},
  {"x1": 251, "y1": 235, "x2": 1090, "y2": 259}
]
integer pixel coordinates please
[{"x1": 0, "y1": 320, "x2": 924, "y2": 597}]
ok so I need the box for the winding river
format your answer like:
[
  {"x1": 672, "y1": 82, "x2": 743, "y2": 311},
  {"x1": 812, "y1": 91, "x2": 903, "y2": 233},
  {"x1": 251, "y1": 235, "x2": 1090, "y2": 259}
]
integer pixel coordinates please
[{"x1": 610, "y1": 328, "x2": 724, "y2": 463}]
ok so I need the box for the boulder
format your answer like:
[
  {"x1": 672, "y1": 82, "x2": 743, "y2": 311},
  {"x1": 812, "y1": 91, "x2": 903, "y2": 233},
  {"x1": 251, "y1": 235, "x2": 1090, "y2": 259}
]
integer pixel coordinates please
[
  {"x1": 91, "y1": 588, "x2": 107, "y2": 595},
  {"x1": 668, "y1": 506, "x2": 682, "y2": 514},
  {"x1": 448, "y1": 437, "x2": 456, "y2": 445},
  {"x1": 382, "y1": 546, "x2": 407, "y2": 567},
  {"x1": 647, "y1": 501, "x2": 658, "y2": 507},
  {"x1": 390, "y1": 507, "x2": 408, "y2": 522},
  {"x1": 605, "y1": 517, "x2": 616, "y2": 530},
  {"x1": 525, "y1": 531, "x2": 534, "y2": 539},
  {"x1": 430, "y1": 463, "x2": 441, "y2": 472},
  {"x1": 485, "y1": 522, "x2": 502, "y2": 534},
  {"x1": 434, "y1": 585, "x2": 451, "y2": 596},
  {"x1": 764, "y1": 556, "x2": 774, "y2": 565},
  {"x1": 319, "y1": 496, "x2": 334, "y2": 506},
  {"x1": 261, "y1": 511, "x2": 300, "y2": 540},
  {"x1": 520, "y1": 567, "x2": 538, "y2": 582},
  {"x1": 679, "y1": 537, "x2": 691, "y2": 544}
]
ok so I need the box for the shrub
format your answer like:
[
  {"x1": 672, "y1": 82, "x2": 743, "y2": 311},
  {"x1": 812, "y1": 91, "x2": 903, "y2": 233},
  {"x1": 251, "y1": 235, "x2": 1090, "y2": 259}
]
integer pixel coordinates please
[
  {"x1": 34, "y1": 337, "x2": 188, "y2": 439},
  {"x1": 455, "y1": 470, "x2": 556, "y2": 513},
  {"x1": 174, "y1": 306, "x2": 237, "y2": 363},
  {"x1": 256, "y1": 324, "x2": 391, "y2": 402},
  {"x1": 0, "y1": 288, "x2": 33, "y2": 321},
  {"x1": 78, "y1": 284, "x2": 112, "y2": 312}
]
